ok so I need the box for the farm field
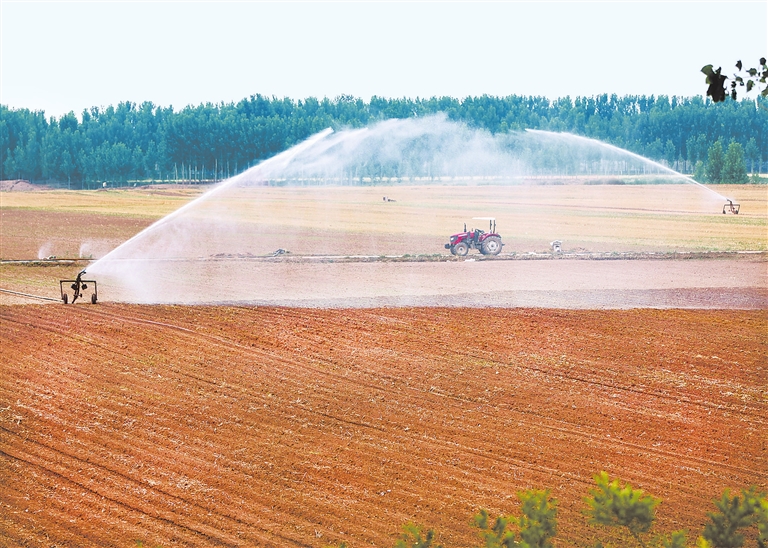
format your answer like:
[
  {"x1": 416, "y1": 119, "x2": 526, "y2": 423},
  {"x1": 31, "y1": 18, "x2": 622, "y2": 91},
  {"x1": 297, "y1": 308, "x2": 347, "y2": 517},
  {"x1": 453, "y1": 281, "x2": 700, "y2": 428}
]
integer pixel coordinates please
[
  {"x1": 1, "y1": 305, "x2": 766, "y2": 547},
  {"x1": 0, "y1": 183, "x2": 766, "y2": 547},
  {"x1": 2, "y1": 183, "x2": 766, "y2": 306},
  {"x1": 2, "y1": 183, "x2": 767, "y2": 261}
]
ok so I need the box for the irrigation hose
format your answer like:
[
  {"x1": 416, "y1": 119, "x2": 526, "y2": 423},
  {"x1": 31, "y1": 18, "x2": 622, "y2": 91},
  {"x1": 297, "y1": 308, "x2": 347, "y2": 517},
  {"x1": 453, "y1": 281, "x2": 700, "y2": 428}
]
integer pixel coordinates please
[{"x1": 0, "y1": 288, "x2": 60, "y2": 303}]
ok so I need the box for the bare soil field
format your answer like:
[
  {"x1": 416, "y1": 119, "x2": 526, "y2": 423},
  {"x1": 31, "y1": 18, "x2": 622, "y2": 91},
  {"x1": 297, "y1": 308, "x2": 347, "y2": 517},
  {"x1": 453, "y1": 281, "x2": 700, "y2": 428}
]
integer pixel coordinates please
[
  {"x1": 1, "y1": 187, "x2": 192, "y2": 261},
  {"x1": 2, "y1": 254, "x2": 767, "y2": 308},
  {"x1": 2, "y1": 184, "x2": 767, "y2": 261},
  {"x1": 2, "y1": 183, "x2": 765, "y2": 306},
  {"x1": 1, "y1": 305, "x2": 766, "y2": 547},
  {"x1": 61, "y1": 256, "x2": 768, "y2": 308},
  {"x1": 1, "y1": 184, "x2": 766, "y2": 547},
  {"x1": 0, "y1": 180, "x2": 47, "y2": 192}
]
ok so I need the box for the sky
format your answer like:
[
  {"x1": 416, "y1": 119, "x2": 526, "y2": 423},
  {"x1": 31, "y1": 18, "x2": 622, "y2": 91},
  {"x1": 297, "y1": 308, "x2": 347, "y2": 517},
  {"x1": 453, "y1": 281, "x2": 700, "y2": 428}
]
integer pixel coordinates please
[{"x1": 1, "y1": 1, "x2": 766, "y2": 119}]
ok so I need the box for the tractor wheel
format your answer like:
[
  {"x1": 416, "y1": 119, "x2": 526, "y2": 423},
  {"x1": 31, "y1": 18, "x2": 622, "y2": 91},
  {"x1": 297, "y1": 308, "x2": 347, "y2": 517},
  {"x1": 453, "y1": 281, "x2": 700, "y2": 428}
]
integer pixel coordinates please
[
  {"x1": 482, "y1": 236, "x2": 502, "y2": 256},
  {"x1": 62, "y1": 294, "x2": 68, "y2": 304},
  {"x1": 453, "y1": 242, "x2": 469, "y2": 256},
  {"x1": 91, "y1": 293, "x2": 98, "y2": 304},
  {"x1": 449, "y1": 246, "x2": 457, "y2": 255}
]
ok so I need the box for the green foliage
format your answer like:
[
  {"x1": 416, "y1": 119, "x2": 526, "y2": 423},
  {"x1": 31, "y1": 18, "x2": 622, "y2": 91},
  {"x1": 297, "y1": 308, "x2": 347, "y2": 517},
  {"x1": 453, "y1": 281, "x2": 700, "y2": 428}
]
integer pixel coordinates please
[
  {"x1": 701, "y1": 486, "x2": 768, "y2": 548},
  {"x1": 585, "y1": 471, "x2": 660, "y2": 547},
  {"x1": 702, "y1": 58, "x2": 768, "y2": 102},
  {"x1": 473, "y1": 490, "x2": 558, "y2": 548},
  {"x1": 473, "y1": 509, "x2": 516, "y2": 548},
  {"x1": 745, "y1": 138, "x2": 760, "y2": 174},
  {"x1": 131, "y1": 480, "x2": 768, "y2": 548},
  {"x1": 1, "y1": 94, "x2": 765, "y2": 187},
  {"x1": 706, "y1": 140, "x2": 725, "y2": 183},
  {"x1": 517, "y1": 490, "x2": 558, "y2": 548},
  {"x1": 722, "y1": 141, "x2": 749, "y2": 184},
  {"x1": 758, "y1": 495, "x2": 768, "y2": 548},
  {"x1": 702, "y1": 65, "x2": 730, "y2": 103},
  {"x1": 394, "y1": 522, "x2": 442, "y2": 548},
  {"x1": 661, "y1": 530, "x2": 688, "y2": 548},
  {"x1": 693, "y1": 160, "x2": 707, "y2": 182}
]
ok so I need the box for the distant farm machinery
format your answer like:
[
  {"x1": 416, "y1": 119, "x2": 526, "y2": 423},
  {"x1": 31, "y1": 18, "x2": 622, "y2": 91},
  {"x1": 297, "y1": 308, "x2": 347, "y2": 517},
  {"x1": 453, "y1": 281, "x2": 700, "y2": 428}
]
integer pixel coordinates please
[
  {"x1": 723, "y1": 200, "x2": 740, "y2": 214},
  {"x1": 60, "y1": 270, "x2": 98, "y2": 304},
  {"x1": 445, "y1": 217, "x2": 503, "y2": 256}
]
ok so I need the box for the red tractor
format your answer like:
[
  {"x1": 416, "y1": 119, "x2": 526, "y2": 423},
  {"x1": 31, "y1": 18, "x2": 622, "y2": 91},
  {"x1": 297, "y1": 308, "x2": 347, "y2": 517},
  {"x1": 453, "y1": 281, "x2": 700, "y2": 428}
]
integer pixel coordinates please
[{"x1": 445, "y1": 217, "x2": 503, "y2": 256}]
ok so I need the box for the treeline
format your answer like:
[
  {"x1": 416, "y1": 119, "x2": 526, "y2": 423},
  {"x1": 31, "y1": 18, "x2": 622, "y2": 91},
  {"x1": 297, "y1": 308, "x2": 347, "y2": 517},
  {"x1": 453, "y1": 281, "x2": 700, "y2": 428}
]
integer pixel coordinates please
[{"x1": 1, "y1": 94, "x2": 765, "y2": 188}]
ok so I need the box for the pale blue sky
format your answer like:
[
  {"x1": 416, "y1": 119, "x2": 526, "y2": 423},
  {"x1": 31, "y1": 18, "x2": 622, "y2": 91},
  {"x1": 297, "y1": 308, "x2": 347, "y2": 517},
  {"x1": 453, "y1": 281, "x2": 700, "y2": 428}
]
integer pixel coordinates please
[{"x1": 1, "y1": 1, "x2": 766, "y2": 118}]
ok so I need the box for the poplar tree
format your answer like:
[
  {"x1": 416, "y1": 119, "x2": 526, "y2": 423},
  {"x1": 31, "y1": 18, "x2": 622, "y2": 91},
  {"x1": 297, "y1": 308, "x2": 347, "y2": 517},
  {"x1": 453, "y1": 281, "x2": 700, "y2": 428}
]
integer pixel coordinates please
[
  {"x1": 722, "y1": 141, "x2": 749, "y2": 183},
  {"x1": 706, "y1": 140, "x2": 725, "y2": 183},
  {"x1": 744, "y1": 138, "x2": 759, "y2": 174}
]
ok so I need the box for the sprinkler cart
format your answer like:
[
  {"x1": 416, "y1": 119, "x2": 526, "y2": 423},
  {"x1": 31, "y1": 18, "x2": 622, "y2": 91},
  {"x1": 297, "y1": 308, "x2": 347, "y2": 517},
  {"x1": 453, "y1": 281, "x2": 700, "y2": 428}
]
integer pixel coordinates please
[
  {"x1": 723, "y1": 200, "x2": 740, "y2": 214},
  {"x1": 445, "y1": 217, "x2": 503, "y2": 256},
  {"x1": 60, "y1": 270, "x2": 98, "y2": 304}
]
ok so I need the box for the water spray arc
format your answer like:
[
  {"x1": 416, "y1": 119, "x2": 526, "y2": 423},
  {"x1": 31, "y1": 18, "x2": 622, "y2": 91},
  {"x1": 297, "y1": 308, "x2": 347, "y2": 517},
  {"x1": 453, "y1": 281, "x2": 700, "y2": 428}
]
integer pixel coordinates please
[
  {"x1": 525, "y1": 129, "x2": 732, "y2": 202},
  {"x1": 88, "y1": 128, "x2": 334, "y2": 274},
  {"x1": 77, "y1": 116, "x2": 748, "y2": 305}
]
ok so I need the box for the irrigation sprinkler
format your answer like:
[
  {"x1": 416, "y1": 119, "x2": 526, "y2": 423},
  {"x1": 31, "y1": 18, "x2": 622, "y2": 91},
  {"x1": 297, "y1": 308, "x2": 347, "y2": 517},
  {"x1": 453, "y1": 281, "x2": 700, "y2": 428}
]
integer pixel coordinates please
[
  {"x1": 722, "y1": 200, "x2": 740, "y2": 214},
  {"x1": 59, "y1": 270, "x2": 98, "y2": 304}
]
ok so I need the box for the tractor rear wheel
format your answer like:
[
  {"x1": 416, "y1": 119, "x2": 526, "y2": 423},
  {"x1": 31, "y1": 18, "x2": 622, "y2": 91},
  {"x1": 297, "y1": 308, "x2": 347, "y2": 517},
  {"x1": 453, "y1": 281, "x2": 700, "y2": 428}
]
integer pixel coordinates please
[
  {"x1": 482, "y1": 236, "x2": 502, "y2": 255},
  {"x1": 453, "y1": 242, "x2": 469, "y2": 256}
]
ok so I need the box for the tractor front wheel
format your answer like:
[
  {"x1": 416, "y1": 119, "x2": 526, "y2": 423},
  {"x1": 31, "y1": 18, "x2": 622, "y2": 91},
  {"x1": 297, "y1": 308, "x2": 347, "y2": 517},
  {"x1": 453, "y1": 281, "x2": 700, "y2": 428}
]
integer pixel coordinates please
[
  {"x1": 482, "y1": 236, "x2": 502, "y2": 256},
  {"x1": 453, "y1": 242, "x2": 469, "y2": 256}
]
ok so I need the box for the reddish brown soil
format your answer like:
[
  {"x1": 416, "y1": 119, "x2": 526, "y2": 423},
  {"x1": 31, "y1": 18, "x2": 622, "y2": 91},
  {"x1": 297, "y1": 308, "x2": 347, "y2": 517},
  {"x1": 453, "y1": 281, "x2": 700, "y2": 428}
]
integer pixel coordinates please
[
  {"x1": 1, "y1": 305, "x2": 765, "y2": 547},
  {"x1": 0, "y1": 209, "x2": 152, "y2": 260}
]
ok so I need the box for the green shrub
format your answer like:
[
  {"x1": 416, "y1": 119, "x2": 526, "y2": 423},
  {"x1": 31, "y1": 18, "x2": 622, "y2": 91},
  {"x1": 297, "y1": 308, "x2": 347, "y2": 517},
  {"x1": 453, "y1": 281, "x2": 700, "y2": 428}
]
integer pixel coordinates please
[
  {"x1": 585, "y1": 471, "x2": 684, "y2": 548},
  {"x1": 699, "y1": 486, "x2": 768, "y2": 548},
  {"x1": 473, "y1": 489, "x2": 558, "y2": 548},
  {"x1": 473, "y1": 508, "x2": 515, "y2": 548},
  {"x1": 394, "y1": 522, "x2": 442, "y2": 548}
]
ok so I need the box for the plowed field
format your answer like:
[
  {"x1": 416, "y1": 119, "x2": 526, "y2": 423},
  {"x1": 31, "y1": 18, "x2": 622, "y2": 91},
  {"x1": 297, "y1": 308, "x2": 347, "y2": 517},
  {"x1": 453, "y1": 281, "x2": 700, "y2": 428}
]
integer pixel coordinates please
[{"x1": 1, "y1": 305, "x2": 766, "y2": 547}]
